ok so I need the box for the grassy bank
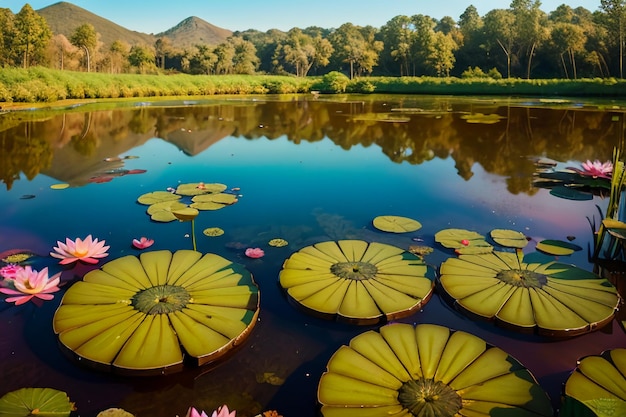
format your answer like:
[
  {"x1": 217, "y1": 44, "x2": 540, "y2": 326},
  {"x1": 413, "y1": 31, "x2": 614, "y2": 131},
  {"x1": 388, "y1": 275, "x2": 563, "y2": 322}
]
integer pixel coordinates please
[{"x1": 2, "y1": 67, "x2": 626, "y2": 105}]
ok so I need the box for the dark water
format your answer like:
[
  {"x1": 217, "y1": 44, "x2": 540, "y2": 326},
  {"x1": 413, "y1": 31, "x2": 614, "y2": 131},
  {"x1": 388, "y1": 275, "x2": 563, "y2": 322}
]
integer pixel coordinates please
[{"x1": 0, "y1": 94, "x2": 625, "y2": 417}]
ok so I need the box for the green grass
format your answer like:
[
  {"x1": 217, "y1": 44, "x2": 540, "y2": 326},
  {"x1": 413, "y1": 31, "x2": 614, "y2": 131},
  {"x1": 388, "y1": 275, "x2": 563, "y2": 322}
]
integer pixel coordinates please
[{"x1": 2, "y1": 67, "x2": 626, "y2": 104}]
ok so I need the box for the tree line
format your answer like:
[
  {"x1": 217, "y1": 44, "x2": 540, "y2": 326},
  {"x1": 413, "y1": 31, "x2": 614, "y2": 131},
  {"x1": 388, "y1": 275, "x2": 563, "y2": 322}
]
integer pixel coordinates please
[{"x1": 3, "y1": 1, "x2": 626, "y2": 79}]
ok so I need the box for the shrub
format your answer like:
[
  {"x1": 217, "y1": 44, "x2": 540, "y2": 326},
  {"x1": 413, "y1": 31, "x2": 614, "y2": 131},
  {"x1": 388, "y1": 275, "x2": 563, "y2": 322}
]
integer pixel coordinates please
[
  {"x1": 347, "y1": 79, "x2": 376, "y2": 93},
  {"x1": 316, "y1": 71, "x2": 350, "y2": 93}
]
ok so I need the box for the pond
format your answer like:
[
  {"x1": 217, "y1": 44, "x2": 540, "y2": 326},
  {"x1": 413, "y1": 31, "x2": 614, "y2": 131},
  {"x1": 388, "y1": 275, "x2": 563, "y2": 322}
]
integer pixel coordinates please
[{"x1": 0, "y1": 94, "x2": 624, "y2": 417}]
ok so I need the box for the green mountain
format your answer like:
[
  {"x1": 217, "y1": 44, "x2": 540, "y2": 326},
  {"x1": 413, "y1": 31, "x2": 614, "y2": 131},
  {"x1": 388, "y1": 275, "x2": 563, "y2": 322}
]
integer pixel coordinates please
[{"x1": 37, "y1": 1, "x2": 232, "y2": 49}]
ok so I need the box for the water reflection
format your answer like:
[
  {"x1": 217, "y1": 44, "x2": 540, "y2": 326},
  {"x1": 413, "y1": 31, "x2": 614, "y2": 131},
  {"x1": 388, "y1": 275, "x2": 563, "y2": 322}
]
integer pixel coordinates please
[{"x1": 0, "y1": 96, "x2": 622, "y2": 191}]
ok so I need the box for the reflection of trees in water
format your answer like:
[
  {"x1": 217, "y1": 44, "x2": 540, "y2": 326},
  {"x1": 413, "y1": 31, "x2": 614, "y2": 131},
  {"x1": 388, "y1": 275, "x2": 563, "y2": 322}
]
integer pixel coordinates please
[{"x1": 0, "y1": 99, "x2": 622, "y2": 194}]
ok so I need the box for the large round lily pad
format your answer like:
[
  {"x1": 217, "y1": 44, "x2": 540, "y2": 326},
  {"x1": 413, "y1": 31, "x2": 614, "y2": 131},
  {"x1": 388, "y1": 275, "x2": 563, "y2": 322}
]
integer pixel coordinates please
[
  {"x1": 0, "y1": 387, "x2": 74, "y2": 417},
  {"x1": 53, "y1": 249, "x2": 259, "y2": 375},
  {"x1": 439, "y1": 250, "x2": 619, "y2": 336},
  {"x1": 560, "y1": 349, "x2": 626, "y2": 417},
  {"x1": 279, "y1": 240, "x2": 434, "y2": 325},
  {"x1": 318, "y1": 323, "x2": 553, "y2": 417},
  {"x1": 372, "y1": 216, "x2": 422, "y2": 233}
]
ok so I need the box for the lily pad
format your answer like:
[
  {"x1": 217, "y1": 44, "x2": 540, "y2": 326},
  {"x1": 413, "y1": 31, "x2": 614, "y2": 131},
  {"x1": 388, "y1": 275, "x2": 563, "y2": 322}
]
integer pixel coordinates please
[
  {"x1": 549, "y1": 186, "x2": 594, "y2": 201},
  {"x1": 269, "y1": 238, "x2": 288, "y2": 247},
  {"x1": 0, "y1": 387, "x2": 74, "y2": 417},
  {"x1": 561, "y1": 349, "x2": 626, "y2": 417},
  {"x1": 191, "y1": 193, "x2": 238, "y2": 210},
  {"x1": 490, "y1": 229, "x2": 528, "y2": 249},
  {"x1": 460, "y1": 113, "x2": 506, "y2": 124},
  {"x1": 439, "y1": 250, "x2": 619, "y2": 336},
  {"x1": 535, "y1": 239, "x2": 582, "y2": 256},
  {"x1": 372, "y1": 216, "x2": 421, "y2": 233},
  {"x1": 50, "y1": 183, "x2": 70, "y2": 190},
  {"x1": 137, "y1": 191, "x2": 181, "y2": 205},
  {"x1": 435, "y1": 228, "x2": 491, "y2": 250},
  {"x1": 318, "y1": 323, "x2": 553, "y2": 417},
  {"x1": 146, "y1": 201, "x2": 188, "y2": 222},
  {"x1": 172, "y1": 207, "x2": 199, "y2": 221},
  {"x1": 203, "y1": 227, "x2": 225, "y2": 237},
  {"x1": 176, "y1": 182, "x2": 227, "y2": 196},
  {"x1": 279, "y1": 240, "x2": 434, "y2": 325},
  {"x1": 53, "y1": 249, "x2": 260, "y2": 375}
]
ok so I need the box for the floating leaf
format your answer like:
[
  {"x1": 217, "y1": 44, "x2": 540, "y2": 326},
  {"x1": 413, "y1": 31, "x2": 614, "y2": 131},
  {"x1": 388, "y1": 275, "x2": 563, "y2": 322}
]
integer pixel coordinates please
[
  {"x1": 490, "y1": 229, "x2": 528, "y2": 249},
  {"x1": 460, "y1": 113, "x2": 506, "y2": 124},
  {"x1": 549, "y1": 186, "x2": 594, "y2": 201},
  {"x1": 191, "y1": 193, "x2": 238, "y2": 210},
  {"x1": 439, "y1": 250, "x2": 619, "y2": 336},
  {"x1": 146, "y1": 201, "x2": 188, "y2": 222},
  {"x1": 269, "y1": 238, "x2": 288, "y2": 247},
  {"x1": 0, "y1": 387, "x2": 74, "y2": 417},
  {"x1": 561, "y1": 349, "x2": 626, "y2": 417},
  {"x1": 176, "y1": 182, "x2": 227, "y2": 196},
  {"x1": 535, "y1": 239, "x2": 582, "y2": 256},
  {"x1": 373, "y1": 216, "x2": 422, "y2": 233},
  {"x1": 318, "y1": 323, "x2": 553, "y2": 417},
  {"x1": 203, "y1": 227, "x2": 224, "y2": 237},
  {"x1": 50, "y1": 183, "x2": 70, "y2": 190},
  {"x1": 53, "y1": 250, "x2": 260, "y2": 375},
  {"x1": 455, "y1": 245, "x2": 494, "y2": 255},
  {"x1": 435, "y1": 229, "x2": 488, "y2": 249},
  {"x1": 172, "y1": 207, "x2": 199, "y2": 221},
  {"x1": 137, "y1": 191, "x2": 181, "y2": 205},
  {"x1": 279, "y1": 240, "x2": 434, "y2": 325}
]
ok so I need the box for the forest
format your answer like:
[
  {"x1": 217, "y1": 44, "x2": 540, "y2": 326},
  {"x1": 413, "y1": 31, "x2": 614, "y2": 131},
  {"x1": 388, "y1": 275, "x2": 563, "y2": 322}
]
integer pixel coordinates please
[{"x1": 2, "y1": 1, "x2": 626, "y2": 80}]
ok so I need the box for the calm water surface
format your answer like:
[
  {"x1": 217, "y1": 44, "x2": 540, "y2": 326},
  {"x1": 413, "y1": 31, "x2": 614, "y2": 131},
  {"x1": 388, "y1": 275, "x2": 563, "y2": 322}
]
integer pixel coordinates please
[{"x1": 0, "y1": 95, "x2": 625, "y2": 416}]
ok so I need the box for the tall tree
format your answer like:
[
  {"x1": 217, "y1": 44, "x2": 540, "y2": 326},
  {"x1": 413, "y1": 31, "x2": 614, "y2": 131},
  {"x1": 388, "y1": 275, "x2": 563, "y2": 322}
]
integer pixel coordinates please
[
  {"x1": 70, "y1": 23, "x2": 97, "y2": 72},
  {"x1": 511, "y1": 0, "x2": 548, "y2": 78},
  {"x1": 128, "y1": 44, "x2": 155, "y2": 73},
  {"x1": 483, "y1": 9, "x2": 517, "y2": 78},
  {"x1": 380, "y1": 15, "x2": 414, "y2": 76},
  {"x1": 600, "y1": 0, "x2": 626, "y2": 77},
  {"x1": 230, "y1": 36, "x2": 259, "y2": 74},
  {"x1": 427, "y1": 32, "x2": 458, "y2": 76},
  {"x1": 154, "y1": 37, "x2": 173, "y2": 70},
  {"x1": 456, "y1": 5, "x2": 486, "y2": 75},
  {"x1": 410, "y1": 14, "x2": 437, "y2": 75},
  {"x1": 550, "y1": 22, "x2": 586, "y2": 78},
  {"x1": 12, "y1": 4, "x2": 51, "y2": 68},
  {"x1": 0, "y1": 8, "x2": 14, "y2": 66}
]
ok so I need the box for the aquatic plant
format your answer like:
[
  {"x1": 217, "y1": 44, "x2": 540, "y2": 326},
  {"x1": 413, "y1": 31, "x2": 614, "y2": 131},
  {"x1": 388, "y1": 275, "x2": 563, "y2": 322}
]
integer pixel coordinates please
[
  {"x1": 53, "y1": 250, "x2": 259, "y2": 375},
  {"x1": 0, "y1": 263, "x2": 24, "y2": 279},
  {"x1": 0, "y1": 266, "x2": 61, "y2": 305},
  {"x1": 50, "y1": 234, "x2": 110, "y2": 265},
  {"x1": 280, "y1": 240, "x2": 434, "y2": 325},
  {"x1": 245, "y1": 248, "x2": 265, "y2": 259},
  {"x1": 132, "y1": 237, "x2": 154, "y2": 250},
  {"x1": 318, "y1": 323, "x2": 553, "y2": 417},
  {"x1": 0, "y1": 387, "x2": 75, "y2": 416}
]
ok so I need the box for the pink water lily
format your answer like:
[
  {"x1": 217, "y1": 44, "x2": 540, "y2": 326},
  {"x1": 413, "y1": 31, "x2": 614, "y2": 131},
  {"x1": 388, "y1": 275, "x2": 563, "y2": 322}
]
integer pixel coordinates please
[
  {"x1": 568, "y1": 159, "x2": 613, "y2": 179},
  {"x1": 50, "y1": 235, "x2": 110, "y2": 265},
  {"x1": 245, "y1": 247, "x2": 265, "y2": 259},
  {"x1": 0, "y1": 264, "x2": 24, "y2": 280},
  {"x1": 211, "y1": 405, "x2": 236, "y2": 417},
  {"x1": 132, "y1": 237, "x2": 154, "y2": 250},
  {"x1": 185, "y1": 407, "x2": 209, "y2": 417},
  {"x1": 0, "y1": 266, "x2": 61, "y2": 305}
]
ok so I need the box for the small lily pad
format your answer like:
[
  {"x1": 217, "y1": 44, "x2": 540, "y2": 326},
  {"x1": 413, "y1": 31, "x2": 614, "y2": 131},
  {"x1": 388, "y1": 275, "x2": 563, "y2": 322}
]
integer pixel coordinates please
[
  {"x1": 191, "y1": 193, "x2": 238, "y2": 210},
  {"x1": 373, "y1": 215, "x2": 422, "y2": 233},
  {"x1": 146, "y1": 201, "x2": 188, "y2": 222},
  {"x1": 549, "y1": 186, "x2": 594, "y2": 201},
  {"x1": 137, "y1": 191, "x2": 181, "y2": 205},
  {"x1": 0, "y1": 387, "x2": 74, "y2": 417},
  {"x1": 203, "y1": 227, "x2": 224, "y2": 237},
  {"x1": 460, "y1": 113, "x2": 506, "y2": 124},
  {"x1": 490, "y1": 229, "x2": 529, "y2": 249},
  {"x1": 535, "y1": 239, "x2": 582, "y2": 256},
  {"x1": 435, "y1": 228, "x2": 488, "y2": 249},
  {"x1": 50, "y1": 183, "x2": 70, "y2": 190},
  {"x1": 176, "y1": 182, "x2": 227, "y2": 196},
  {"x1": 269, "y1": 238, "x2": 288, "y2": 247},
  {"x1": 172, "y1": 207, "x2": 199, "y2": 221}
]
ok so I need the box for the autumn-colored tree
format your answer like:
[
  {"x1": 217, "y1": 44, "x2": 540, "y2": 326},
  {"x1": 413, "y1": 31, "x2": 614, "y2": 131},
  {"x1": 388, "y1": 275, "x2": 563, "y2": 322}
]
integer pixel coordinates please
[
  {"x1": 70, "y1": 23, "x2": 98, "y2": 72},
  {"x1": 12, "y1": 4, "x2": 51, "y2": 68}
]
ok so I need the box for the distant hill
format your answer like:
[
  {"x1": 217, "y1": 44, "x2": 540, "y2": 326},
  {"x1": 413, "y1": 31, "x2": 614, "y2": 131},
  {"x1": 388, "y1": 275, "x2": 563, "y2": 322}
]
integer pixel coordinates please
[
  {"x1": 157, "y1": 16, "x2": 232, "y2": 49},
  {"x1": 36, "y1": 1, "x2": 232, "y2": 50}
]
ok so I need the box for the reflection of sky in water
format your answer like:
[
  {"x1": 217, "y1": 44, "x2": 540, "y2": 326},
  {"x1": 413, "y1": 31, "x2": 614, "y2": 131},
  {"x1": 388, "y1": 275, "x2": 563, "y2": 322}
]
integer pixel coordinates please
[{"x1": 0, "y1": 124, "x2": 620, "y2": 416}]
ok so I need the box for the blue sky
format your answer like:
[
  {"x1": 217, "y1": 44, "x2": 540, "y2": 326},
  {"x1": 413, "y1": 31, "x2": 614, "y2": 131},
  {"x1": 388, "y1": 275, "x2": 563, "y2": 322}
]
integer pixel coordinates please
[{"x1": 5, "y1": 1, "x2": 600, "y2": 33}]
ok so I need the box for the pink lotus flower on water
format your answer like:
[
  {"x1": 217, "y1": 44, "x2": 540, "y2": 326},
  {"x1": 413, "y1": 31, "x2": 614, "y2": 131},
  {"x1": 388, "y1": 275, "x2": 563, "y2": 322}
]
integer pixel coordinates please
[
  {"x1": 132, "y1": 237, "x2": 154, "y2": 250},
  {"x1": 211, "y1": 405, "x2": 236, "y2": 417},
  {"x1": 0, "y1": 266, "x2": 61, "y2": 305},
  {"x1": 569, "y1": 159, "x2": 613, "y2": 179},
  {"x1": 245, "y1": 247, "x2": 265, "y2": 259},
  {"x1": 185, "y1": 407, "x2": 209, "y2": 417},
  {"x1": 50, "y1": 235, "x2": 110, "y2": 265},
  {"x1": 0, "y1": 264, "x2": 24, "y2": 280}
]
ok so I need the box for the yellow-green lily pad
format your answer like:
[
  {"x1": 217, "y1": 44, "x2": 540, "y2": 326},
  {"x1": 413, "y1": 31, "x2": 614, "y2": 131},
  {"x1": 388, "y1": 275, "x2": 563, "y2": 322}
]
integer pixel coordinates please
[
  {"x1": 50, "y1": 183, "x2": 70, "y2": 190},
  {"x1": 318, "y1": 323, "x2": 553, "y2": 417},
  {"x1": 176, "y1": 182, "x2": 227, "y2": 196},
  {"x1": 373, "y1": 216, "x2": 422, "y2": 233},
  {"x1": 191, "y1": 193, "x2": 238, "y2": 210},
  {"x1": 535, "y1": 239, "x2": 582, "y2": 256},
  {"x1": 269, "y1": 238, "x2": 288, "y2": 247},
  {"x1": 460, "y1": 113, "x2": 506, "y2": 124},
  {"x1": 0, "y1": 387, "x2": 74, "y2": 417},
  {"x1": 137, "y1": 191, "x2": 181, "y2": 205},
  {"x1": 435, "y1": 228, "x2": 489, "y2": 249},
  {"x1": 203, "y1": 227, "x2": 225, "y2": 237},
  {"x1": 490, "y1": 229, "x2": 529, "y2": 249},
  {"x1": 279, "y1": 240, "x2": 434, "y2": 325},
  {"x1": 53, "y1": 250, "x2": 260, "y2": 375},
  {"x1": 146, "y1": 201, "x2": 188, "y2": 222},
  {"x1": 561, "y1": 349, "x2": 626, "y2": 417},
  {"x1": 172, "y1": 207, "x2": 199, "y2": 221}
]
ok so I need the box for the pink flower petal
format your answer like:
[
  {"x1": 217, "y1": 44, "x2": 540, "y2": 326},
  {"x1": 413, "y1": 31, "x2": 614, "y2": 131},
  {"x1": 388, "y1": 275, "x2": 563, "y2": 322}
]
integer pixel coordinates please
[{"x1": 245, "y1": 248, "x2": 265, "y2": 259}]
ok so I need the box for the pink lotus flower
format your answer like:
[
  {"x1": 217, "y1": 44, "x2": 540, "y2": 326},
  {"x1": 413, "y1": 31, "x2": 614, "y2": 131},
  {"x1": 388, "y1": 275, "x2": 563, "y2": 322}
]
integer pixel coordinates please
[
  {"x1": 568, "y1": 159, "x2": 613, "y2": 179},
  {"x1": 50, "y1": 235, "x2": 110, "y2": 265},
  {"x1": 245, "y1": 247, "x2": 265, "y2": 259},
  {"x1": 132, "y1": 237, "x2": 154, "y2": 250},
  {"x1": 0, "y1": 266, "x2": 61, "y2": 305},
  {"x1": 185, "y1": 407, "x2": 209, "y2": 417},
  {"x1": 211, "y1": 405, "x2": 236, "y2": 417},
  {"x1": 0, "y1": 264, "x2": 24, "y2": 280}
]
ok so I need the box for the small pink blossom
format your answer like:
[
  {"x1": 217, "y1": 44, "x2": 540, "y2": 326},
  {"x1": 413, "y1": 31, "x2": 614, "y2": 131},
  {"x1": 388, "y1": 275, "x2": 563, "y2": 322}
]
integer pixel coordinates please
[
  {"x1": 0, "y1": 266, "x2": 61, "y2": 305},
  {"x1": 211, "y1": 405, "x2": 236, "y2": 417},
  {"x1": 461, "y1": 239, "x2": 470, "y2": 246},
  {"x1": 50, "y1": 235, "x2": 110, "y2": 265},
  {"x1": 132, "y1": 237, "x2": 154, "y2": 250},
  {"x1": 0, "y1": 264, "x2": 24, "y2": 280},
  {"x1": 245, "y1": 247, "x2": 265, "y2": 259},
  {"x1": 185, "y1": 407, "x2": 209, "y2": 417},
  {"x1": 568, "y1": 159, "x2": 613, "y2": 179}
]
